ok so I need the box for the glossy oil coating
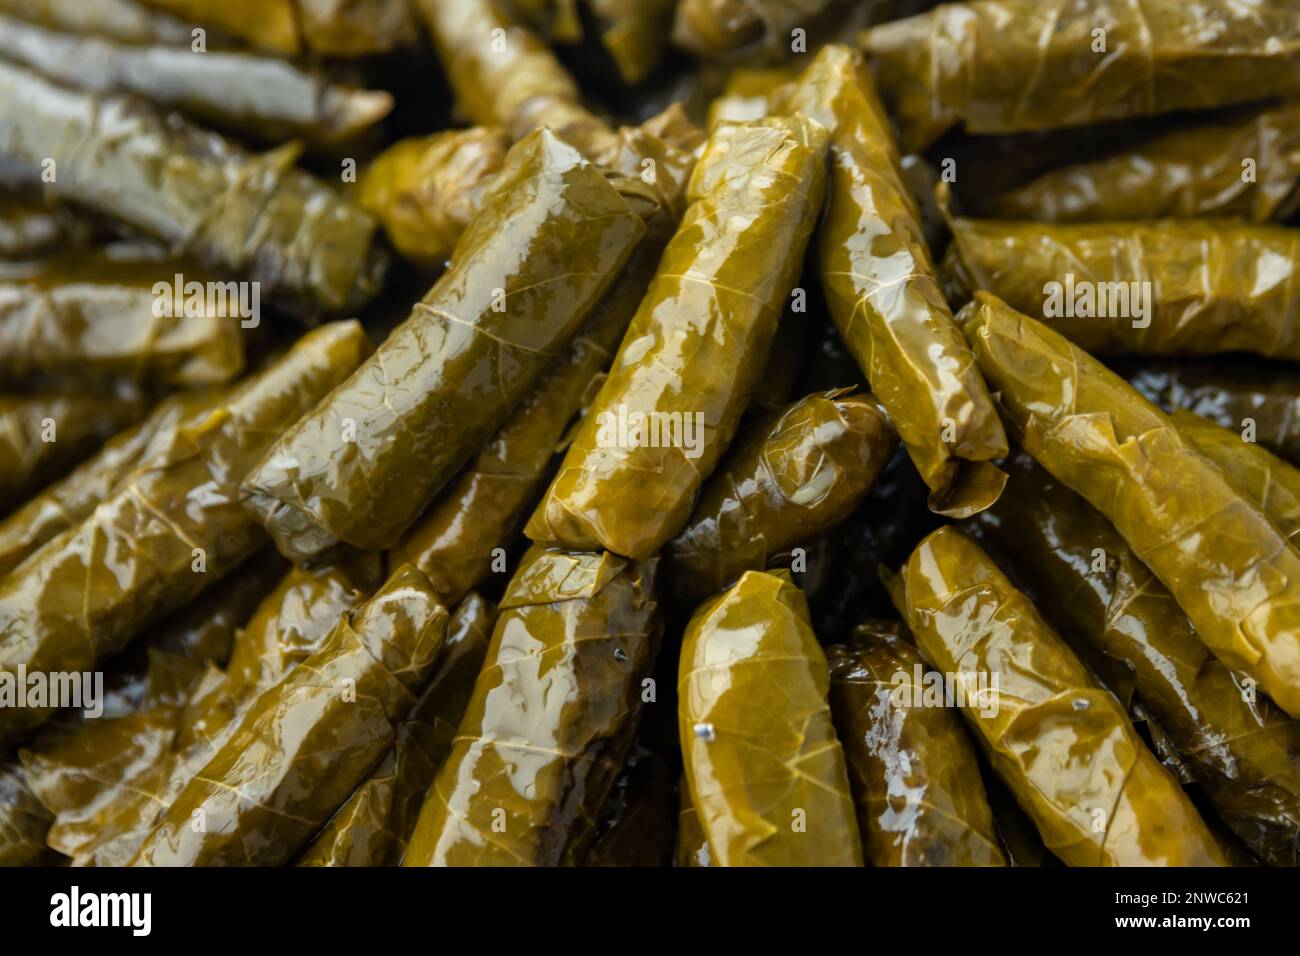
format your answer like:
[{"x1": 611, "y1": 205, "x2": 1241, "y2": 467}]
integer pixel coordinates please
[
  {"x1": 0, "y1": 321, "x2": 370, "y2": 745},
  {"x1": 67, "y1": 556, "x2": 383, "y2": 867},
  {"x1": 0, "y1": 15, "x2": 393, "y2": 145},
  {"x1": 359, "y1": 128, "x2": 510, "y2": 270},
  {"x1": 0, "y1": 390, "x2": 145, "y2": 515},
  {"x1": 403, "y1": 546, "x2": 660, "y2": 866},
  {"x1": 133, "y1": 0, "x2": 418, "y2": 57},
  {"x1": 706, "y1": 63, "x2": 802, "y2": 129},
  {"x1": 0, "y1": 252, "x2": 245, "y2": 391},
  {"x1": 674, "y1": 779, "x2": 712, "y2": 867},
  {"x1": 526, "y1": 115, "x2": 829, "y2": 559},
  {"x1": 19, "y1": 649, "x2": 209, "y2": 866},
  {"x1": 979, "y1": 103, "x2": 1300, "y2": 223},
  {"x1": 974, "y1": 453, "x2": 1300, "y2": 867},
  {"x1": 678, "y1": 570, "x2": 862, "y2": 867},
  {"x1": 220, "y1": 555, "x2": 387, "y2": 701},
  {"x1": 13, "y1": 553, "x2": 283, "y2": 863},
  {"x1": 944, "y1": 213, "x2": 1300, "y2": 361},
  {"x1": 1131, "y1": 360, "x2": 1300, "y2": 467},
  {"x1": 0, "y1": 61, "x2": 386, "y2": 317},
  {"x1": 962, "y1": 293, "x2": 1300, "y2": 719},
  {"x1": 242, "y1": 130, "x2": 650, "y2": 562},
  {"x1": 389, "y1": 117, "x2": 700, "y2": 602},
  {"x1": 827, "y1": 621, "x2": 1006, "y2": 867},
  {"x1": 131, "y1": 565, "x2": 448, "y2": 866},
  {"x1": 779, "y1": 45, "x2": 1008, "y2": 517},
  {"x1": 416, "y1": 0, "x2": 618, "y2": 157},
  {"x1": 862, "y1": 0, "x2": 1300, "y2": 152},
  {"x1": 584, "y1": 739, "x2": 675, "y2": 867},
  {"x1": 300, "y1": 593, "x2": 497, "y2": 866},
  {"x1": 886, "y1": 526, "x2": 1226, "y2": 867},
  {"x1": 1172, "y1": 410, "x2": 1300, "y2": 544},
  {"x1": 0, "y1": 758, "x2": 54, "y2": 866},
  {"x1": 0, "y1": 390, "x2": 221, "y2": 577},
  {"x1": 666, "y1": 390, "x2": 896, "y2": 606}
]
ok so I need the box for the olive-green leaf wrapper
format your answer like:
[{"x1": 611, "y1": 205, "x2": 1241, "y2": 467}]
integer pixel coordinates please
[
  {"x1": 131, "y1": 565, "x2": 449, "y2": 866},
  {"x1": 67, "y1": 555, "x2": 382, "y2": 867},
  {"x1": 527, "y1": 114, "x2": 829, "y2": 559},
  {"x1": 1172, "y1": 411, "x2": 1300, "y2": 545},
  {"x1": 0, "y1": 321, "x2": 370, "y2": 746},
  {"x1": 961, "y1": 292, "x2": 1300, "y2": 720},
  {"x1": 827, "y1": 621, "x2": 1006, "y2": 867},
  {"x1": 0, "y1": 390, "x2": 146, "y2": 515},
  {"x1": 0, "y1": 252, "x2": 245, "y2": 391},
  {"x1": 779, "y1": 45, "x2": 1008, "y2": 517},
  {"x1": 299, "y1": 593, "x2": 497, "y2": 866},
  {"x1": 679, "y1": 569, "x2": 862, "y2": 867},
  {"x1": 1130, "y1": 360, "x2": 1300, "y2": 467},
  {"x1": 404, "y1": 547, "x2": 660, "y2": 867},
  {"x1": 242, "y1": 129, "x2": 651, "y2": 562},
  {"x1": 973, "y1": 453, "x2": 1300, "y2": 867},
  {"x1": 862, "y1": 0, "x2": 1300, "y2": 152},
  {"x1": 979, "y1": 103, "x2": 1300, "y2": 223},
  {"x1": 0, "y1": 15, "x2": 394, "y2": 145},
  {"x1": 389, "y1": 116, "x2": 700, "y2": 604},
  {"x1": 666, "y1": 390, "x2": 896, "y2": 606},
  {"x1": 886, "y1": 526, "x2": 1226, "y2": 867},
  {"x1": 944, "y1": 213, "x2": 1300, "y2": 361},
  {"x1": 415, "y1": 0, "x2": 617, "y2": 158},
  {"x1": 133, "y1": 0, "x2": 417, "y2": 57},
  {"x1": 15, "y1": 555, "x2": 284, "y2": 862},
  {"x1": 358, "y1": 127, "x2": 510, "y2": 270},
  {"x1": 0, "y1": 60, "x2": 386, "y2": 317}
]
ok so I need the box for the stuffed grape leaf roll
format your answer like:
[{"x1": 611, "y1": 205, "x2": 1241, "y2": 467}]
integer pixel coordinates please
[
  {"x1": 666, "y1": 389, "x2": 896, "y2": 606},
  {"x1": 526, "y1": 114, "x2": 829, "y2": 559},
  {"x1": 974, "y1": 452, "x2": 1300, "y2": 867},
  {"x1": 961, "y1": 292, "x2": 1300, "y2": 720},
  {"x1": 778, "y1": 45, "x2": 1008, "y2": 517},
  {"x1": 944, "y1": 211, "x2": 1300, "y2": 361},
  {"x1": 862, "y1": 0, "x2": 1300, "y2": 151},
  {"x1": 0, "y1": 61, "x2": 387, "y2": 318},
  {"x1": 298, "y1": 593, "x2": 496, "y2": 866},
  {"x1": 242, "y1": 129, "x2": 651, "y2": 562},
  {"x1": 0, "y1": 322, "x2": 370, "y2": 746},
  {"x1": 679, "y1": 569, "x2": 862, "y2": 867},
  {"x1": 403, "y1": 547, "x2": 660, "y2": 867},
  {"x1": 887, "y1": 526, "x2": 1225, "y2": 866},
  {"x1": 827, "y1": 621, "x2": 1006, "y2": 867},
  {"x1": 978, "y1": 103, "x2": 1300, "y2": 224},
  {"x1": 131, "y1": 565, "x2": 449, "y2": 866}
]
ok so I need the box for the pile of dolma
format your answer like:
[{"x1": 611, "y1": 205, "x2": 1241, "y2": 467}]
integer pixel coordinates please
[{"x1": 3, "y1": 0, "x2": 1300, "y2": 871}]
